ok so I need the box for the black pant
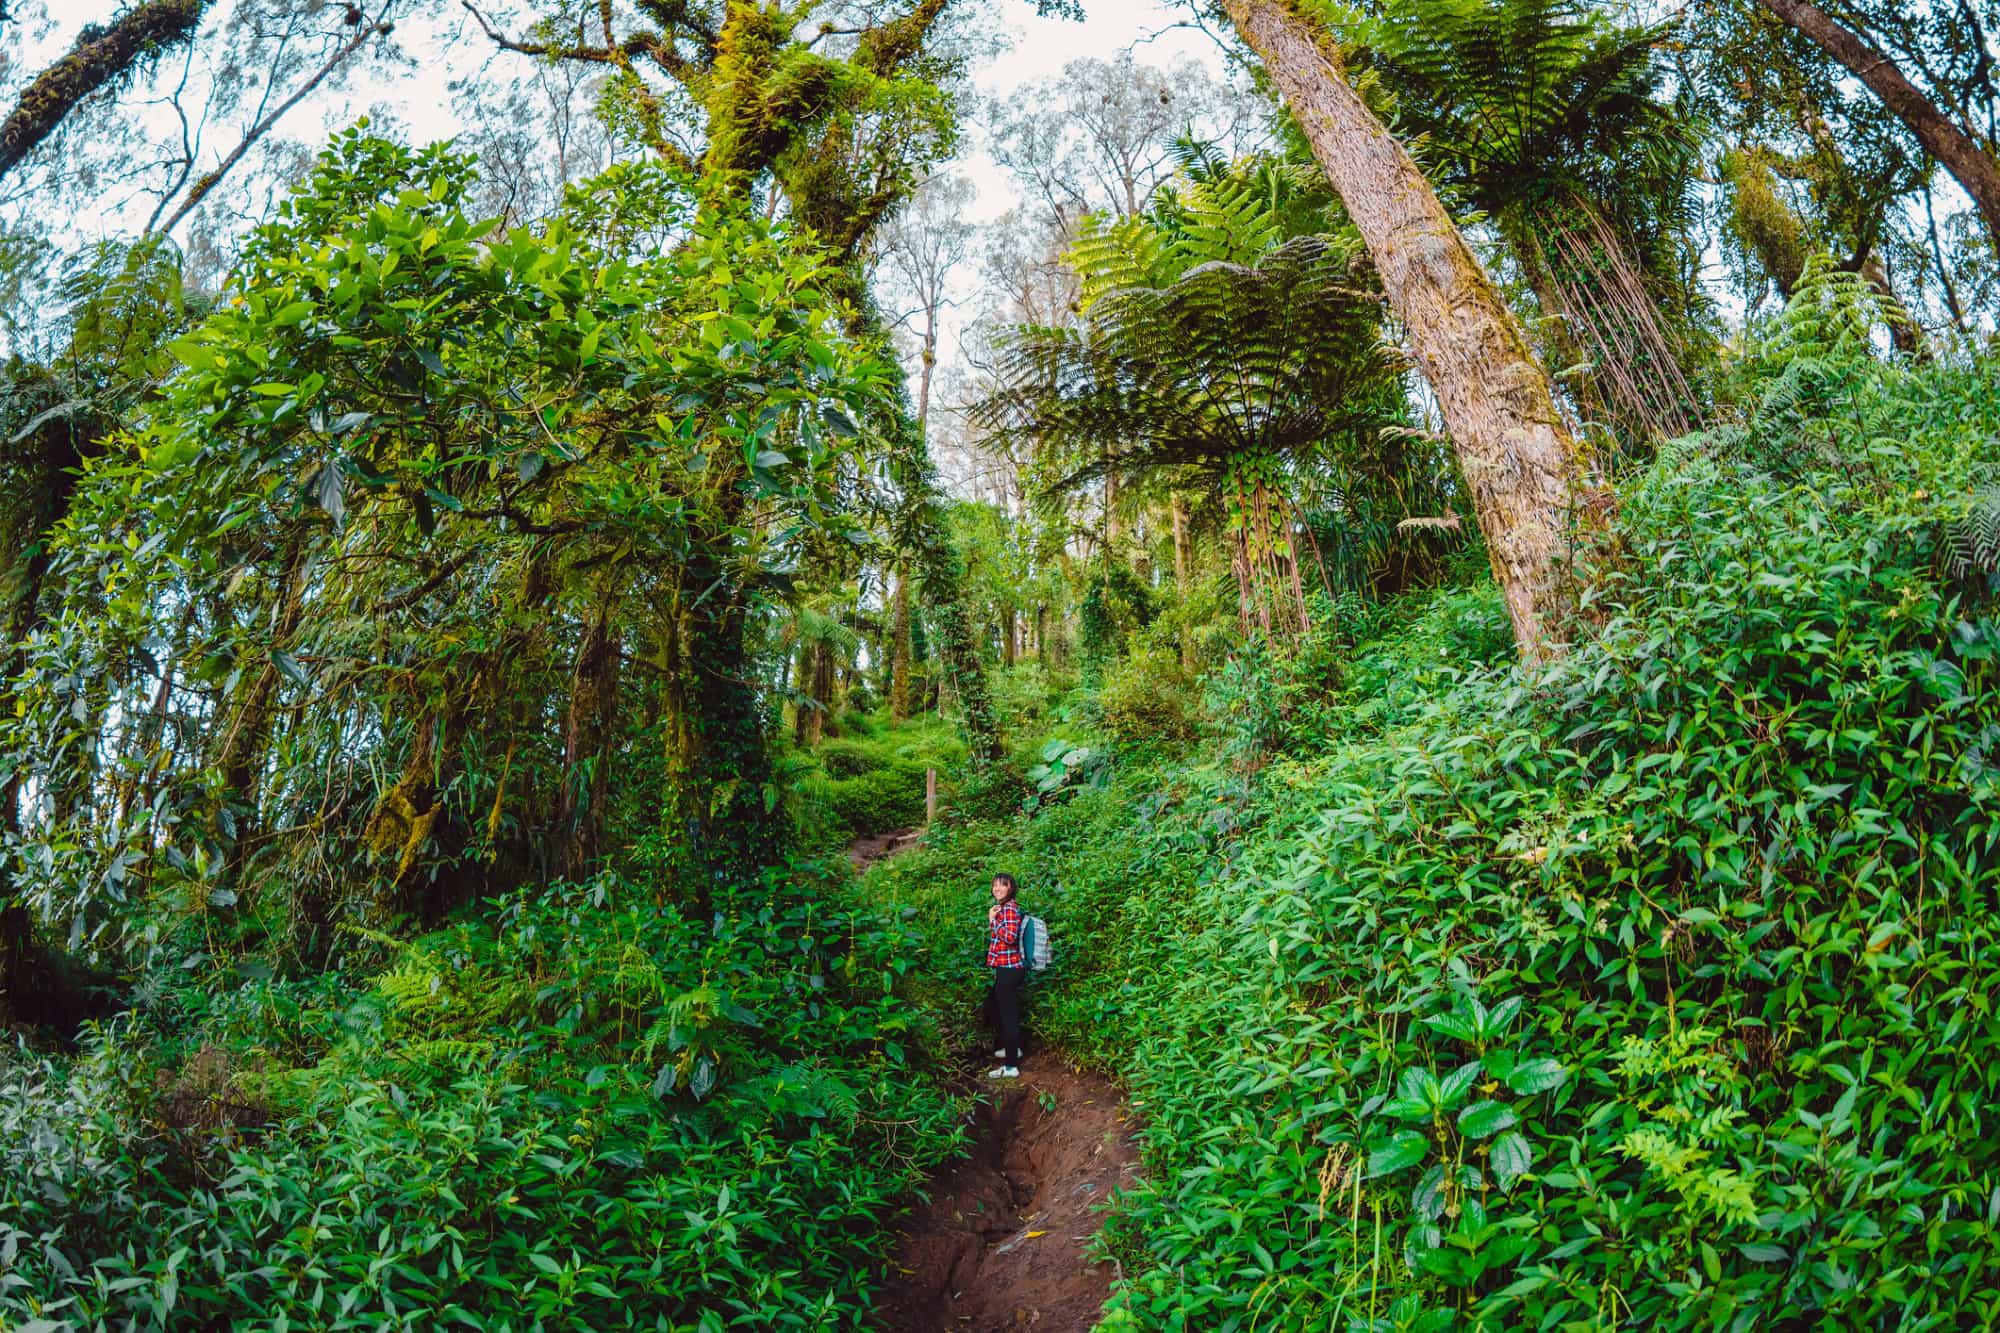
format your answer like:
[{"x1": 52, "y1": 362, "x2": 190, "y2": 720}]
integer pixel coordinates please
[{"x1": 988, "y1": 967, "x2": 1026, "y2": 1063}]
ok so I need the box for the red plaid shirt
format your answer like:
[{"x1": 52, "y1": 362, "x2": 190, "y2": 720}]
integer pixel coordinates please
[{"x1": 987, "y1": 901, "x2": 1024, "y2": 968}]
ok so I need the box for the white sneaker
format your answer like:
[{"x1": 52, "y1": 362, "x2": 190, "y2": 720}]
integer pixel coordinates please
[{"x1": 987, "y1": 1065, "x2": 1020, "y2": 1079}]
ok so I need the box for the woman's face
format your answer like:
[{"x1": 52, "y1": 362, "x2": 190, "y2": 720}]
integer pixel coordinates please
[{"x1": 991, "y1": 880, "x2": 1009, "y2": 901}]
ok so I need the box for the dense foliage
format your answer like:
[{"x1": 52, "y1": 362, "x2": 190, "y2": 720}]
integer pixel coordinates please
[
  {"x1": 3, "y1": 859, "x2": 960, "y2": 1328},
  {"x1": 9, "y1": 0, "x2": 2000, "y2": 1326},
  {"x1": 873, "y1": 277, "x2": 2000, "y2": 1329}
]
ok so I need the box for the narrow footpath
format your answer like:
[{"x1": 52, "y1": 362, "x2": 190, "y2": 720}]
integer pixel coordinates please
[
  {"x1": 873, "y1": 1057, "x2": 1140, "y2": 1331},
  {"x1": 851, "y1": 831, "x2": 1143, "y2": 1332}
]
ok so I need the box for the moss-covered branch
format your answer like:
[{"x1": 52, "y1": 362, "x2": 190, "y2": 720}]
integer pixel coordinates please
[{"x1": 0, "y1": 0, "x2": 208, "y2": 183}]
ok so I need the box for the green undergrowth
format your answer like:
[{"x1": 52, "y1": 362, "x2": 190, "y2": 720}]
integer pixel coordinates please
[
  {"x1": 790, "y1": 713, "x2": 966, "y2": 845},
  {"x1": 870, "y1": 320, "x2": 2000, "y2": 1327},
  {"x1": 1, "y1": 857, "x2": 962, "y2": 1330}
]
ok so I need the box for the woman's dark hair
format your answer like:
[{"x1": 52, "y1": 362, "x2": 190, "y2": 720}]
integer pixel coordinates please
[{"x1": 991, "y1": 872, "x2": 1017, "y2": 900}]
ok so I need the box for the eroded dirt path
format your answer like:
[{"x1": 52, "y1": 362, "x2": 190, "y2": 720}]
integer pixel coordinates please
[
  {"x1": 872, "y1": 1057, "x2": 1141, "y2": 1332},
  {"x1": 850, "y1": 826, "x2": 925, "y2": 872}
]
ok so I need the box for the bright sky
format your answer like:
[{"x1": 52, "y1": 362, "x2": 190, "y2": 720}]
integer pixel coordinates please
[
  {"x1": 25, "y1": 1, "x2": 1232, "y2": 238},
  {"x1": 17, "y1": 1, "x2": 1235, "y2": 460}
]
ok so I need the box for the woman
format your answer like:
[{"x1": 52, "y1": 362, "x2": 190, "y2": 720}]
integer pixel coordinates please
[{"x1": 985, "y1": 872, "x2": 1027, "y2": 1079}]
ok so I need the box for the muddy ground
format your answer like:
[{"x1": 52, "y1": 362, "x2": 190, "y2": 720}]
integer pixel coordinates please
[
  {"x1": 871, "y1": 1056, "x2": 1141, "y2": 1332},
  {"x1": 850, "y1": 826, "x2": 925, "y2": 871}
]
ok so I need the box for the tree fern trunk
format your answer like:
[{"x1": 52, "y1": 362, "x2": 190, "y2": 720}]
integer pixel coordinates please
[
  {"x1": 1221, "y1": 0, "x2": 1581, "y2": 661},
  {"x1": 1171, "y1": 494, "x2": 1194, "y2": 670}
]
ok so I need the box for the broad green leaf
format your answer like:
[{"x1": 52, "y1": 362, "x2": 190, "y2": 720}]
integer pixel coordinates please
[
  {"x1": 271, "y1": 650, "x2": 311, "y2": 688},
  {"x1": 1507, "y1": 1059, "x2": 1568, "y2": 1095},
  {"x1": 1489, "y1": 1130, "x2": 1532, "y2": 1190},
  {"x1": 1367, "y1": 1130, "x2": 1428, "y2": 1178},
  {"x1": 1439, "y1": 1059, "x2": 1483, "y2": 1109},
  {"x1": 1457, "y1": 1100, "x2": 1517, "y2": 1139}
]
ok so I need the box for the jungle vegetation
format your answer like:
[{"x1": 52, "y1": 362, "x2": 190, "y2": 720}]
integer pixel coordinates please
[{"x1": 3, "y1": 0, "x2": 2000, "y2": 1329}]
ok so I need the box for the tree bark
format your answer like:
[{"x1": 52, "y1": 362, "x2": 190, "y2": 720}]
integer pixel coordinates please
[
  {"x1": 213, "y1": 536, "x2": 309, "y2": 892},
  {"x1": 1170, "y1": 492, "x2": 1194, "y2": 670},
  {"x1": 0, "y1": 0, "x2": 209, "y2": 185},
  {"x1": 557, "y1": 602, "x2": 621, "y2": 880},
  {"x1": 0, "y1": 406, "x2": 93, "y2": 1022},
  {"x1": 1755, "y1": 0, "x2": 2000, "y2": 251},
  {"x1": 1221, "y1": 0, "x2": 1581, "y2": 661},
  {"x1": 889, "y1": 570, "x2": 912, "y2": 723}
]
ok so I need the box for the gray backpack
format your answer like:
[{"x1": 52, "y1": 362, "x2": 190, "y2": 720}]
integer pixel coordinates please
[{"x1": 1020, "y1": 914, "x2": 1053, "y2": 971}]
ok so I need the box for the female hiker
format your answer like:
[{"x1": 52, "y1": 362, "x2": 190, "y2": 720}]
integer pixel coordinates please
[{"x1": 985, "y1": 872, "x2": 1027, "y2": 1078}]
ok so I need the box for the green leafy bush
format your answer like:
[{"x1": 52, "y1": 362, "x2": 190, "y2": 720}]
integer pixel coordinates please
[
  {"x1": 823, "y1": 766, "x2": 928, "y2": 836},
  {"x1": 1100, "y1": 644, "x2": 1200, "y2": 745},
  {"x1": 0, "y1": 866, "x2": 961, "y2": 1329},
  {"x1": 887, "y1": 315, "x2": 2000, "y2": 1329}
]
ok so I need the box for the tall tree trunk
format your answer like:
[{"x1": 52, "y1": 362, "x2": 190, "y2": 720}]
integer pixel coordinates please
[
  {"x1": 1103, "y1": 463, "x2": 1120, "y2": 553},
  {"x1": 0, "y1": 409, "x2": 91, "y2": 1022},
  {"x1": 890, "y1": 570, "x2": 912, "y2": 723},
  {"x1": 916, "y1": 306, "x2": 938, "y2": 433},
  {"x1": 662, "y1": 561, "x2": 779, "y2": 910},
  {"x1": 1170, "y1": 493, "x2": 1194, "y2": 670},
  {"x1": 1755, "y1": 0, "x2": 2000, "y2": 251},
  {"x1": 802, "y1": 641, "x2": 834, "y2": 745},
  {"x1": 214, "y1": 536, "x2": 310, "y2": 892},
  {"x1": 558, "y1": 601, "x2": 621, "y2": 881},
  {"x1": 1221, "y1": 0, "x2": 1581, "y2": 661}
]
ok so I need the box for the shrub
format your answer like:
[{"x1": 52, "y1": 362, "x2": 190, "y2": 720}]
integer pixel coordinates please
[
  {"x1": 893, "y1": 331, "x2": 2000, "y2": 1329},
  {"x1": 1100, "y1": 644, "x2": 1199, "y2": 745},
  {"x1": 816, "y1": 736, "x2": 883, "y2": 778},
  {"x1": 0, "y1": 867, "x2": 962, "y2": 1330},
  {"x1": 823, "y1": 766, "x2": 928, "y2": 836}
]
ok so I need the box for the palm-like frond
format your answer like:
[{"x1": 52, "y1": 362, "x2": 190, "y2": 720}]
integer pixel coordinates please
[
  {"x1": 977, "y1": 235, "x2": 1400, "y2": 491},
  {"x1": 1358, "y1": 0, "x2": 1692, "y2": 219}
]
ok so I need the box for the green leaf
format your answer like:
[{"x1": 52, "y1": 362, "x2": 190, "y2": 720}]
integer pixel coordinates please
[
  {"x1": 1489, "y1": 1130, "x2": 1532, "y2": 1190},
  {"x1": 1738, "y1": 1243, "x2": 1790, "y2": 1264},
  {"x1": 1424, "y1": 1011, "x2": 1479, "y2": 1043},
  {"x1": 1506, "y1": 1059, "x2": 1568, "y2": 1095},
  {"x1": 271, "y1": 650, "x2": 310, "y2": 688},
  {"x1": 313, "y1": 463, "x2": 346, "y2": 527},
  {"x1": 1457, "y1": 1100, "x2": 1517, "y2": 1139},
  {"x1": 1438, "y1": 1059, "x2": 1483, "y2": 1109},
  {"x1": 1483, "y1": 996, "x2": 1523, "y2": 1037},
  {"x1": 1366, "y1": 1129, "x2": 1429, "y2": 1178},
  {"x1": 518, "y1": 452, "x2": 546, "y2": 483}
]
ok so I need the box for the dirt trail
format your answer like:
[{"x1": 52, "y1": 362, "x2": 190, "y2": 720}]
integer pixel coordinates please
[
  {"x1": 872, "y1": 1056, "x2": 1141, "y2": 1332},
  {"x1": 850, "y1": 826, "x2": 925, "y2": 871},
  {"x1": 851, "y1": 828, "x2": 1142, "y2": 1332}
]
